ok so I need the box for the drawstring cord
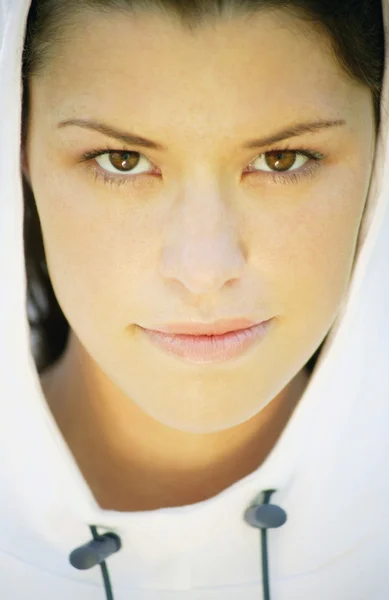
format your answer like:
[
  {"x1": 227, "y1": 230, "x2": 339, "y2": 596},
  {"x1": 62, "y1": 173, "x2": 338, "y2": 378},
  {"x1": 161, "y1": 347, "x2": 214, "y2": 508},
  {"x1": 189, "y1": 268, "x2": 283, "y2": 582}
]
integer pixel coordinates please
[
  {"x1": 244, "y1": 489, "x2": 288, "y2": 600},
  {"x1": 69, "y1": 490, "x2": 287, "y2": 600},
  {"x1": 69, "y1": 525, "x2": 121, "y2": 600},
  {"x1": 89, "y1": 526, "x2": 116, "y2": 600}
]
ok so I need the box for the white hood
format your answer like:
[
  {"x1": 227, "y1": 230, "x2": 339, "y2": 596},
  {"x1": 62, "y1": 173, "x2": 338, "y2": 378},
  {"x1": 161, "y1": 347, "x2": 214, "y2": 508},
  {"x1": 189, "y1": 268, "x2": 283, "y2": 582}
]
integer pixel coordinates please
[{"x1": 1, "y1": 1, "x2": 389, "y2": 599}]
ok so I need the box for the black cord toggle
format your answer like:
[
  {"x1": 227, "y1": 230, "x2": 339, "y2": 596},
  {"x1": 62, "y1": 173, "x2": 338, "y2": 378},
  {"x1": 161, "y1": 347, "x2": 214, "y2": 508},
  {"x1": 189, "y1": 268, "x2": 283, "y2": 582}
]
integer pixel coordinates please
[
  {"x1": 69, "y1": 531, "x2": 122, "y2": 570},
  {"x1": 244, "y1": 489, "x2": 287, "y2": 529}
]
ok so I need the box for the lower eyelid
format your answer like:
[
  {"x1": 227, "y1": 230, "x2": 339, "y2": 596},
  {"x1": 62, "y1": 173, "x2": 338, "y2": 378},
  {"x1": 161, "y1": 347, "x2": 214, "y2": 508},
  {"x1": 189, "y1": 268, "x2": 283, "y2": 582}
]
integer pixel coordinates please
[
  {"x1": 91, "y1": 162, "x2": 161, "y2": 190},
  {"x1": 265, "y1": 160, "x2": 321, "y2": 183},
  {"x1": 90, "y1": 164, "x2": 130, "y2": 188}
]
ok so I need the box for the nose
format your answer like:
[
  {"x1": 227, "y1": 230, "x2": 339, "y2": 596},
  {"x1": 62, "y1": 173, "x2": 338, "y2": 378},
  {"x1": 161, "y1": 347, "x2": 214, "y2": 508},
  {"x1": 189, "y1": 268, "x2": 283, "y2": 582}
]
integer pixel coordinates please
[{"x1": 159, "y1": 187, "x2": 246, "y2": 295}]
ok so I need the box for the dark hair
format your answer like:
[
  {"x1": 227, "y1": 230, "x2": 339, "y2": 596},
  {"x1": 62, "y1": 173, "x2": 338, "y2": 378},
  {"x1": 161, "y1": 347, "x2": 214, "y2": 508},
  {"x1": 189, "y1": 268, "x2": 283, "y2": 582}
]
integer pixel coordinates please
[{"x1": 22, "y1": 0, "x2": 386, "y2": 374}]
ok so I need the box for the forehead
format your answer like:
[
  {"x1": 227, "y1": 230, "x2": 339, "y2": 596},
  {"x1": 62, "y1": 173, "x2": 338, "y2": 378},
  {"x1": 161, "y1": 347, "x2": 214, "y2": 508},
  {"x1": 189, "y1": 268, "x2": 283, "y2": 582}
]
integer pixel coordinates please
[{"x1": 31, "y1": 9, "x2": 363, "y2": 135}]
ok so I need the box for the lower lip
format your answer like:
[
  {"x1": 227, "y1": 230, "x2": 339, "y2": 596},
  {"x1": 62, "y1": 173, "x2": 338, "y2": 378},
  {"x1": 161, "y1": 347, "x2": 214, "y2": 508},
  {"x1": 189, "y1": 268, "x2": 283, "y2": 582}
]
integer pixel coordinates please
[{"x1": 140, "y1": 320, "x2": 273, "y2": 364}]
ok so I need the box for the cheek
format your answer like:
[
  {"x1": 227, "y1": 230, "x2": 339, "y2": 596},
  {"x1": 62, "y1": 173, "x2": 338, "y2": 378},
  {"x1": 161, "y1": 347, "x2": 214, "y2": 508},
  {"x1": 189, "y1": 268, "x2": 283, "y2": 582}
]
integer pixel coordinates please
[
  {"x1": 30, "y1": 167, "x2": 161, "y2": 329},
  {"x1": 249, "y1": 171, "x2": 369, "y2": 331}
]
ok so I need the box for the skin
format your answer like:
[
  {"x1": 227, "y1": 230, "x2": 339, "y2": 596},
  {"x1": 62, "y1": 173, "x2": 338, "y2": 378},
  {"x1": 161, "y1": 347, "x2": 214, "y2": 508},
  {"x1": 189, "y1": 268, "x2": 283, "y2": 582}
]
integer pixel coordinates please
[{"x1": 24, "y1": 9, "x2": 376, "y2": 511}]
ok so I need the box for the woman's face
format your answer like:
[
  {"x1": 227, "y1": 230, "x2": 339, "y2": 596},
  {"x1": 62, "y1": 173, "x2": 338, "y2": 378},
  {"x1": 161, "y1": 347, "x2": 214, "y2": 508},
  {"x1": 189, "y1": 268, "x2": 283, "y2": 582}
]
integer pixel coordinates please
[{"x1": 25, "y1": 9, "x2": 375, "y2": 433}]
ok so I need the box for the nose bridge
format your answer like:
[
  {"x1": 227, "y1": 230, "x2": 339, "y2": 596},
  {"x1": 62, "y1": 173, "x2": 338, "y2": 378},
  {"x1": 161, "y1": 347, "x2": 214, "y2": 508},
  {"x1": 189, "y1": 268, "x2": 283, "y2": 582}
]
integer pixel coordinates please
[
  {"x1": 159, "y1": 178, "x2": 246, "y2": 294},
  {"x1": 175, "y1": 169, "x2": 237, "y2": 234}
]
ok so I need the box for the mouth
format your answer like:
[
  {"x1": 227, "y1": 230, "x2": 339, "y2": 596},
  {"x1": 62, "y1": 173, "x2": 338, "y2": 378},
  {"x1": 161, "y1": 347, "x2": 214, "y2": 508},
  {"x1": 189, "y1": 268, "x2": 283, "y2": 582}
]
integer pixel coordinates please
[
  {"x1": 145, "y1": 318, "x2": 260, "y2": 336},
  {"x1": 139, "y1": 319, "x2": 274, "y2": 364}
]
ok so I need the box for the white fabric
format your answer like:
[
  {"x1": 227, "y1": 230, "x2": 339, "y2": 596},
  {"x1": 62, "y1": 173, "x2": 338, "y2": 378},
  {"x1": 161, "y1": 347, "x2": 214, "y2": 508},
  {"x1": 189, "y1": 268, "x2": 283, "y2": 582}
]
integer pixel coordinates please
[{"x1": 1, "y1": 1, "x2": 389, "y2": 598}]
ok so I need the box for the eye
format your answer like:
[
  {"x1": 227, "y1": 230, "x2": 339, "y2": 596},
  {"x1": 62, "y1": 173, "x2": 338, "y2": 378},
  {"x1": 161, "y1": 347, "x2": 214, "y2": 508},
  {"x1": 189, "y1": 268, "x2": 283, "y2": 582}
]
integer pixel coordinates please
[
  {"x1": 249, "y1": 150, "x2": 309, "y2": 173},
  {"x1": 95, "y1": 151, "x2": 154, "y2": 176},
  {"x1": 243, "y1": 148, "x2": 325, "y2": 184}
]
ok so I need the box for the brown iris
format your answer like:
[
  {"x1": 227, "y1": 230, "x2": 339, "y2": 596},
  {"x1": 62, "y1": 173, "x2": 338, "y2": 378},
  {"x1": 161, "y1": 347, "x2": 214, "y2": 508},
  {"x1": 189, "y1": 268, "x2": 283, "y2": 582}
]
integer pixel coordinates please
[
  {"x1": 265, "y1": 150, "x2": 297, "y2": 172},
  {"x1": 109, "y1": 151, "x2": 140, "y2": 172}
]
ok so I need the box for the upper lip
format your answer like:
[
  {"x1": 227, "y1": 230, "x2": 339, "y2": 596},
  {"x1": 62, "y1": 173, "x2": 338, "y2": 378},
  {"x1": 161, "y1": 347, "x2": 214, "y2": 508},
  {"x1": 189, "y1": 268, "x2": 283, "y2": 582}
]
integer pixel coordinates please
[{"x1": 143, "y1": 318, "x2": 269, "y2": 336}]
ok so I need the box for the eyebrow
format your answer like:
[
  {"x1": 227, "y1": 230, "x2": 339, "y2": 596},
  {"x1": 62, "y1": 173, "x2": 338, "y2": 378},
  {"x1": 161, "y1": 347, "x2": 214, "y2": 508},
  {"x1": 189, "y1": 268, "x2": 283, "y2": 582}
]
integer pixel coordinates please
[{"x1": 57, "y1": 118, "x2": 347, "y2": 150}]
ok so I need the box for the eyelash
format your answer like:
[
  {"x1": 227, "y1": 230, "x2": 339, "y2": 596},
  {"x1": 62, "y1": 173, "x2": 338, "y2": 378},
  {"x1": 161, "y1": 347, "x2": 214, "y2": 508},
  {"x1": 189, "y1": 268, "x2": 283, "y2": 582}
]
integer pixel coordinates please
[{"x1": 79, "y1": 144, "x2": 326, "y2": 189}]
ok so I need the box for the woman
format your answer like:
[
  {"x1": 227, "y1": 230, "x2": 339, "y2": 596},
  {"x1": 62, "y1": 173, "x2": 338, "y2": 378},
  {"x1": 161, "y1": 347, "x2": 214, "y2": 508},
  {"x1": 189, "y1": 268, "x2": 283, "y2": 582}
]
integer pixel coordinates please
[{"x1": 0, "y1": 0, "x2": 388, "y2": 598}]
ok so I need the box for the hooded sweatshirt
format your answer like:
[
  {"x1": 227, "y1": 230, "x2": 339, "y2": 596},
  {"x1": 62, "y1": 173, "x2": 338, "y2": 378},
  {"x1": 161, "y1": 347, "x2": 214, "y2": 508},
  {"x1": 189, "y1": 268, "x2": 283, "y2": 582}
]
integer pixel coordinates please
[{"x1": 1, "y1": 1, "x2": 389, "y2": 599}]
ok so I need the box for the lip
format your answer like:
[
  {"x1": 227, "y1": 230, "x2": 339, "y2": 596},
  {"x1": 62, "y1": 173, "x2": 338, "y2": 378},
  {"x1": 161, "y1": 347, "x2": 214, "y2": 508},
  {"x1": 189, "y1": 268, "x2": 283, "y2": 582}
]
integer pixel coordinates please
[
  {"x1": 147, "y1": 319, "x2": 260, "y2": 336},
  {"x1": 139, "y1": 319, "x2": 274, "y2": 364}
]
